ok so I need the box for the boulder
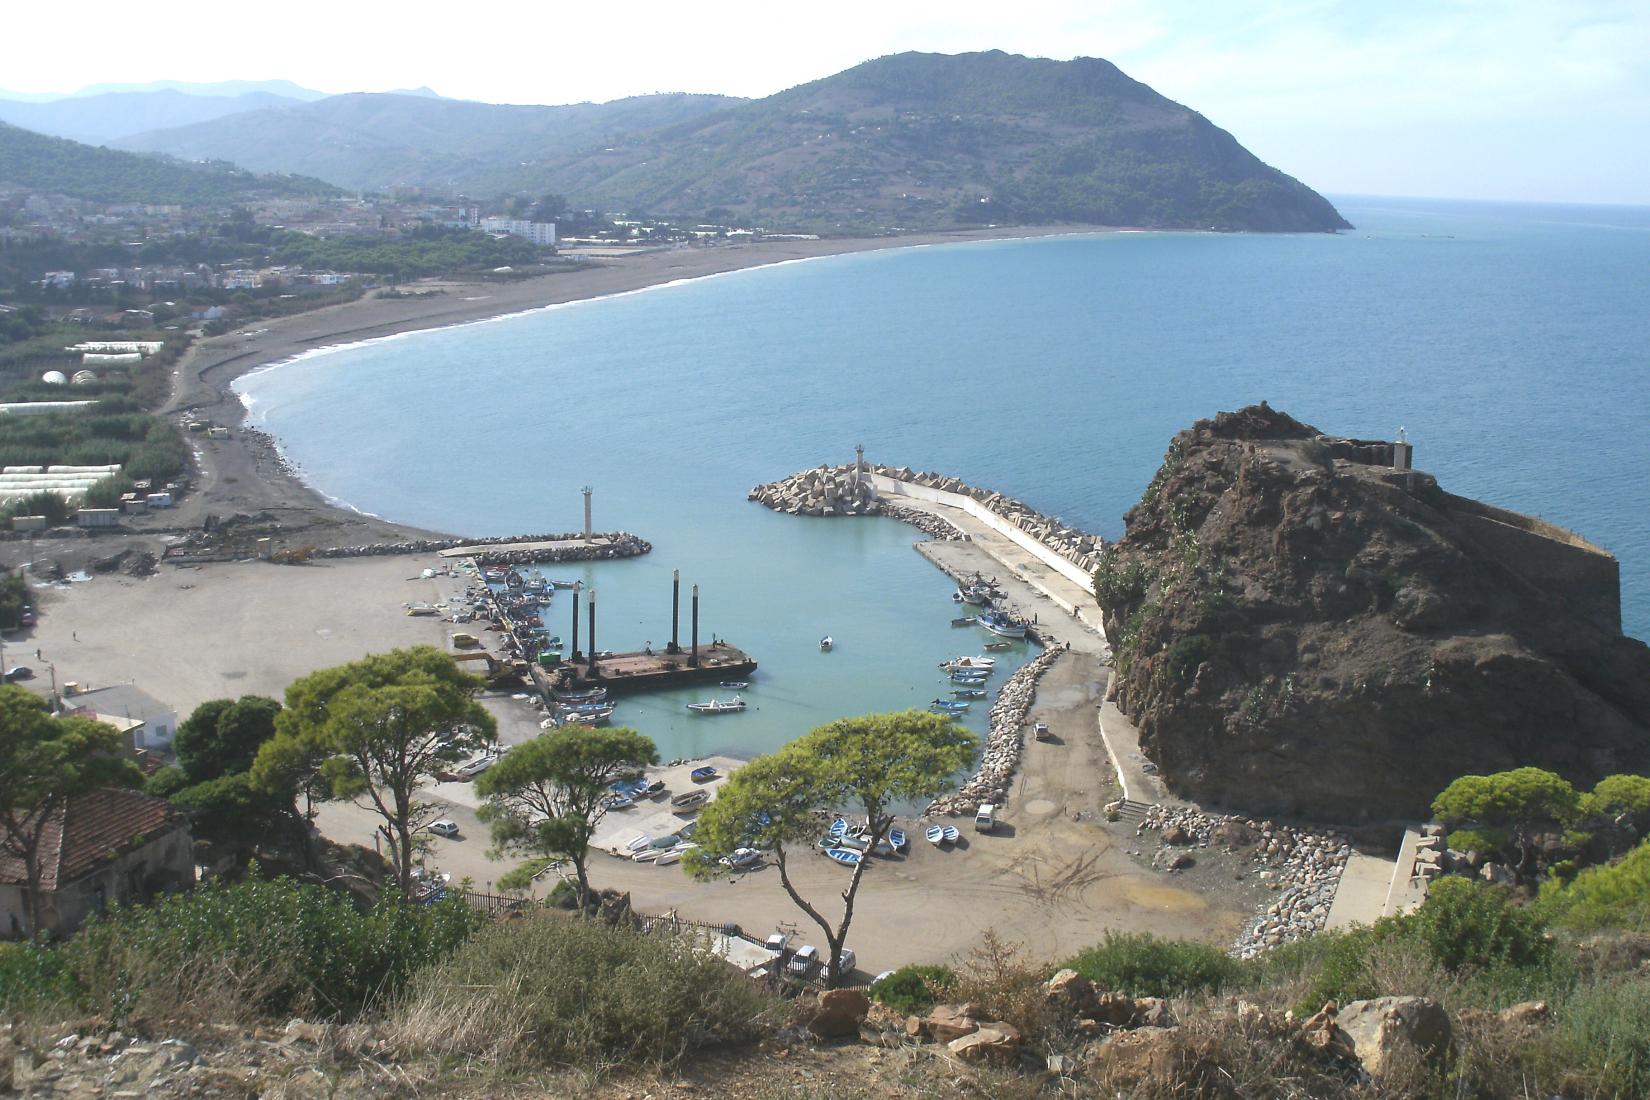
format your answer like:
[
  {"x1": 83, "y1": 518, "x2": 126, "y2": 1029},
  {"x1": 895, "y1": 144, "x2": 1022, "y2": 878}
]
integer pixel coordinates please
[
  {"x1": 1095, "y1": 1027, "x2": 1230, "y2": 1098},
  {"x1": 1498, "y1": 1000, "x2": 1550, "y2": 1027},
  {"x1": 1044, "y1": 968, "x2": 1099, "y2": 1016},
  {"x1": 924, "y1": 1003, "x2": 986, "y2": 1042},
  {"x1": 1337, "y1": 996, "x2": 1453, "y2": 1082},
  {"x1": 1092, "y1": 991, "x2": 1138, "y2": 1027},
  {"x1": 809, "y1": 988, "x2": 871, "y2": 1038},
  {"x1": 1162, "y1": 823, "x2": 1193, "y2": 845},
  {"x1": 948, "y1": 1023, "x2": 1022, "y2": 1065},
  {"x1": 1131, "y1": 996, "x2": 1178, "y2": 1029}
]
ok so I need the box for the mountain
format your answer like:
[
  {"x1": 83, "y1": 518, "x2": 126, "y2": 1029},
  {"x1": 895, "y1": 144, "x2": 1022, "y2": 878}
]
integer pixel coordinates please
[
  {"x1": 118, "y1": 92, "x2": 746, "y2": 193},
  {"x1": 0, "y1": 122, "x2": 339, "y2": 205},
  {"x1": 0, "y1": 89, "x2": 308, "y2": 146},
  {"x1": 52, "y1": 79, "x2": 327, "y2": 101},
  {"x1": 120, "y1": 51, "x2": 1348, "y2": 232},
  {"x1": 1096, "y1": 405, "x2": 1650, "y2": 821}
]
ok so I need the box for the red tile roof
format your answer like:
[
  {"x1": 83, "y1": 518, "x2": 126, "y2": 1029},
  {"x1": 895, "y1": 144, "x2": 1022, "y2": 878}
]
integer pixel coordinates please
[{"x1": 0, "y1": 788, "x2": 181, "y2": 891}]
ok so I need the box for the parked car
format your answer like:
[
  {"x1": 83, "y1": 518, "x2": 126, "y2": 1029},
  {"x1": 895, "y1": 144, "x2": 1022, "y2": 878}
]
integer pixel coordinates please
[
  {"x1": 19, "y1": 610, "x2": 36, "y2": 627},
  {"x1": 3, "y1": 666, "x2": 33, "y2": 682},
  {"x1": 428, "y1": 820, "x2": 460, "y2": 838},
  {"x1": 454, "y1": 756, "x2": 495, "y2": 779},
  {"x1": 786, "y1": 944, "x2": 819, "y2": 977}
]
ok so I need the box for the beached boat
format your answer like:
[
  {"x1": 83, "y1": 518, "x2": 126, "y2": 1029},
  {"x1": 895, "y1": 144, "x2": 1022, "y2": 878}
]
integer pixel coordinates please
[
  {"x1": 819, "y1": 635, "x2": 834, "y2": 650},
  {"x1": 950, "y1": 616, "x2": 977, "y2": 627},
  {"x1": 604, "y1": 793, "x2": 634, "y2": 810},
  {"x1": 656, "y1": 843, "x2": 697, "y2": 866},
  {"x1": 690, "y1": 765, "x2": 719, "y2": 782},
  {"x1": 925, "y1": 826, "x2": 945, "y2": 846},
  {"x1": 686, "y1": 696, "x2": 746, "y2": 714},
  {"x1": 942, "y1": 825, "x2": 961, "y2": 843},
  {"x1": 952, "y1": 688, "x2": 987, "y2": 699},
  {"x1": 824, "y1": 847, "x2": 863, "y2": 868},
  {"x1": 889, "y1": 828, "x2": 908, "y2": 851},
  {"x1": 983, "y1": 641, "x2": 1011, "y2": 651},
  {"x1": 718, "y1": 680, "x2": 748, "y2": 690},
  {"x1": 631, "y1": 848, "x2": 661, "y2": 863},
  {"x1": 978, "y1": 610, "x2": 1030, "y2": 638},
  {"x1": 829, "y1": 817, "x2": 849, "y2": 838},
  {"x1": 670, "y1": 789, "x2": 708, "y2": 811}
]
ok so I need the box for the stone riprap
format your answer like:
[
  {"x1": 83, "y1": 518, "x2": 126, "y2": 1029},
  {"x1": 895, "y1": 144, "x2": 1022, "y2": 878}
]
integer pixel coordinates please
[
  {"x1": 750, "y1": 462, "x2": 1102, "y2": 574},
  {"x1": 311, "y1": 531, "x2": 651, "y2": 563},
  {"x1": 1136, "y1": 804, "x2": 1350, "y2": 958},
  {"x1": 926, "y1": 646, "x2": 1064, "y2": 816}
]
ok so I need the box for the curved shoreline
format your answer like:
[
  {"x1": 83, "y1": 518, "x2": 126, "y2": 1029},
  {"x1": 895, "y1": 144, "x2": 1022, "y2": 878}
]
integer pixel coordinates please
[{"x1": 173, "y1": 226, "x2": 1119, "y2": 547}]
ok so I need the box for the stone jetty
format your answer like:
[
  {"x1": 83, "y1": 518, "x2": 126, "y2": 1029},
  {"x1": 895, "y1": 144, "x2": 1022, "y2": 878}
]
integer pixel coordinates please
[
  {"x1": 750, "y1": 461, "x2": 1103, "y2": 575},
  {"x1": 312, "y1": 531, "x2": 651, "y2": 563},
  {"x1": 926, "y1": 646, "x2": 1065, "y2": 817},
  {"x1": 1133, "y1": 804, "x2": 1351, "y2": 958}
]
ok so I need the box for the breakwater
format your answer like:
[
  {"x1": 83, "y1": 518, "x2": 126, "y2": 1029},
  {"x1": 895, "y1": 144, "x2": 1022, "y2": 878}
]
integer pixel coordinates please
[
  {"x1": 926, "y1": 646, "x2": 1064, "y2": 817},
  {"x1": 751, "y1": 462, "x2": 1102, "y2": 577},
  {"x1": 1134, "y1": 804, "x2": 1351, "y2": 958},
  {"x1": 316, "y1": 531, "x2": 651, "y2": 563}
]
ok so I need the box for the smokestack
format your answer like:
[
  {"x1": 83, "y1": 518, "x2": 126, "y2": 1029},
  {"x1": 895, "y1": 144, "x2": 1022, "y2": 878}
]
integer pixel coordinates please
[
  {"x1": 668, "y1": 569, "x2": 680, "y2": 654},
  {"x1": 690, "y1": 584, "x2": 700, "y2": 668},
  {"x1": 570, "y1": 581, "x2": 581, "y2": 661}
]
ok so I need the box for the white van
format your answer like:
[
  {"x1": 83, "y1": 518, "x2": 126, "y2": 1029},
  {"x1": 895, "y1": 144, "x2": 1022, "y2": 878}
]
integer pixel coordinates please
[{"x1": 975, "y1": 803, "x2": 996, "y2": 832}]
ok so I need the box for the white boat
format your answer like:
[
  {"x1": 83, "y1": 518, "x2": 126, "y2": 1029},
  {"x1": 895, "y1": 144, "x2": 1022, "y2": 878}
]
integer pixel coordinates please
[
  {"x1": 943, "y1": 656, "x2": 996, "y2": 669},
  {"x1": 819, "y1": 635, "x2": 834, "y2": 650},
  {"x1": 925, "y1": 825, "x2": 945, "y2": 846},
  {"x1": 632, "y1": 848, "x2": 661, "y2": 863},
  {"x1": 670, "y1": 789, "x2": 709, "y2": 811},
  {"x1": 942, "y1": 825, "x2": 961, "y2": 843},
  {"x1": 977, "y1": 610, "x2": 1030, "y2": 638},
  {"x1": 686, "y1": 696, "x2": 746, "y2": 714},
  {"x1": 656, "y1": 843, "x2": 697, "y2": 866}
]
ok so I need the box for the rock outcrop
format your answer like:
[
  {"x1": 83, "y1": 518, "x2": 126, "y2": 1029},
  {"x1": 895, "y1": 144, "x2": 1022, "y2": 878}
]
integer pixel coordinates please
[{"x1": 1098, "y1": 404, "x2": 1650, "y2": 820}]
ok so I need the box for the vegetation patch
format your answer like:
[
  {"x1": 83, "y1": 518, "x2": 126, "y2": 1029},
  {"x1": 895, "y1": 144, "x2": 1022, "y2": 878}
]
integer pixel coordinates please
[{"x1": 1067, "y1": 931, "x2": 1240, "y2": 998}]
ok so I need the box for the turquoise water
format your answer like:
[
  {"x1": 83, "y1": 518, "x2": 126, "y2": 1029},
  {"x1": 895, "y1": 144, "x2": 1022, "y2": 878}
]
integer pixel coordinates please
[{"x1": 239, "y1": 196, "x2": 1650, "y2": 757}]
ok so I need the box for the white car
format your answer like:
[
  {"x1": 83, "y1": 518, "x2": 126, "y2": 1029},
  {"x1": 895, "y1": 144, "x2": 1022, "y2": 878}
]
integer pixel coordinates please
[
  {"x1": 454, "y1": 755, "x2": 495, "y2": 779},
  {"x1": 428, "y1": 820, "x2": 460, "y2": 837},
  {"x1": 786, "y1": 944, "x2": 819, "y2": 976}
]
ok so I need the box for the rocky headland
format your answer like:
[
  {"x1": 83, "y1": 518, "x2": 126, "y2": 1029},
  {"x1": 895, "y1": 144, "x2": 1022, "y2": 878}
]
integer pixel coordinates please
[{"x1": 1097, "y1": 404, "x2": 1650, "y2": 821}]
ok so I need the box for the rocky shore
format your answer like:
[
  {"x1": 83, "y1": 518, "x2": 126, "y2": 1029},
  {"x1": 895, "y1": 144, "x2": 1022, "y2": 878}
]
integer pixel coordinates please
[
  {"x1": 927, "y1": 646, "x2": 1065, "y2": 816},
  {"x1": 1134, "y1": 804, "x2": 1351, "y2": 957}
]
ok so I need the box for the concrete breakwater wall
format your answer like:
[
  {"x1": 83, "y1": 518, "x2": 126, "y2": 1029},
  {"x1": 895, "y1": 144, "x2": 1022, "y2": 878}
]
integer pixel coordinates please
[
  {"x1": 927, "y1": 646, "x2": 1064, "y2": 817},
  {"x1": 311, "y1": 531, "x2": 652, "y2": 563}
]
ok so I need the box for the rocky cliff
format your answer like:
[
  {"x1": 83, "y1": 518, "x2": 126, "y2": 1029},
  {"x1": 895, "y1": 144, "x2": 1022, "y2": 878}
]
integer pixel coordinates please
[{"x1": 1097, "y1": 404, "x2": 1650, "y2": 821}]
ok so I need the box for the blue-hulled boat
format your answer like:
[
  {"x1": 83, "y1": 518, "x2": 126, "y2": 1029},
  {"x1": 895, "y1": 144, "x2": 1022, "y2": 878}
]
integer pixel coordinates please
[
  {"x1": 978, "y1": 609, "x2": 1030, "y2": 638},
  {"x1": 930, "y1": 699, "x2": 970, "y2": 713},
  {"x1": 953, "y1": 688, "x2": 987, "y2": 698},
  {"x1": 824, "y1": 847, "x2": 863, "y2": 868},
  {"x1": 690, "y1": 765, "x2": 718, "y2": 782},
  {"x1": 925, "y1": 826, "x2": 945, "y2": 846},
  {"x1": 889, "y1": 828, "x2": 908, "y2": 851}
]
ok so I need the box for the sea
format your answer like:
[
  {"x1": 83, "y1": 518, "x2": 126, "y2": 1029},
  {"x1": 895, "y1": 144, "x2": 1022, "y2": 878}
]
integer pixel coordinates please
[{"x1": 237, "y1": 196, "x2": 1650, "y2": 764}]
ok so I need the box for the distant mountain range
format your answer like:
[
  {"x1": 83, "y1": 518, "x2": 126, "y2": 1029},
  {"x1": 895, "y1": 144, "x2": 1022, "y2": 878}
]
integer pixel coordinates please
[
  {"x1": 5, "y1": 53, "x2": 1349, "y2": 232},
  {"x1": 0, "y1": 89, "x2": 314, "y2": 146},
  {"x1": 0, "y1": 122, "x2": 339, "y2": 205}
]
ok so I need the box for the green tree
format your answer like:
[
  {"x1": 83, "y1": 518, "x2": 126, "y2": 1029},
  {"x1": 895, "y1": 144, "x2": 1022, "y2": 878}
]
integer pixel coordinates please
[
  {"x1": 0, "y1": 687, "x2": 142, "y2": 941},
  {"x1": 688, "y1": 711, "x2": 976, "y2": 986},
  {"x1": 1432, "y1": 767, "x2": 1583, "y2": 876},
  {"x1": 1584, "y1": 774, "x2": 1650, "y2": 822},
  {"x1": 252, "y1": 647, "x2": 495, "y2": 897},
  {"x1": 174, "y1": 695, "x2": 281, "y2": 783},
  {"x1": 475, "y1": 726, "x2": 658, "y2": 913}
]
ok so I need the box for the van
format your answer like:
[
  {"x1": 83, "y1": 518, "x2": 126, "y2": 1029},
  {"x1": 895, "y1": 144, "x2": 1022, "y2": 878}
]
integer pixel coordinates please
[
  {"x1": 975, "y1": 803, "x2": 996, "y2": 833},
  {"x1": 451, "y1": 632, "x2": 479, "y2": 648}
]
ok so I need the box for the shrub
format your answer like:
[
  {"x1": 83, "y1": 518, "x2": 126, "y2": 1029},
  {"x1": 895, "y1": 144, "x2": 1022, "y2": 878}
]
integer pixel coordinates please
[
  {"x1": 1163, "y1": 634, "x2": 1216, "y2": 682},
  {"x1": 1551, "y1": 972, "x2": 1650, "y2": 1099},
  {"x1": 1406, "y1": 877, "x2": 1552, "y2": 973},
  {"x1": 388, "y1": 914, "x2": 776, "y2": 1068},
  {"x1": 63, "y1": 875, "x2": 484, "y2": 1027},
  {"x1": 869, "y1": 964, "x2": 956, "y2": 1014},
  {"x1": 1067, "y1": 931, "x2": 1240, "y2": 998},
  {"x1": 0, "y1": 942, "x2": 78, "y2": 1015},
  {"x1": 1539, "y1": 839, "x2": 1650, "y2": 931}
]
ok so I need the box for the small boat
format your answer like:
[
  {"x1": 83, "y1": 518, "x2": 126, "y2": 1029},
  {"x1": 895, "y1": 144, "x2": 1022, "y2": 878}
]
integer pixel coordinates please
[
  {"x1": 718, "y1": 680, "x2": 748, "y2": 690},
  {"x1": 930, "y1": 699, "x2": 970, "y2": 713},
  {"x1": 926, "y1": 826, "x2": 945, "y2": 846},
  {"x1": 631, "y1": 848, "x2": 661, "y2": 863},
  {"x1": 671, "y1": 789, "x2": 708, "y2": 811},
  {"x1": 942, "y1": 825, "x2": 961, "y2": 843},
  {"x1": 819, "y1": 636, "x2": 834, "y2": 650},
  {"x1": 950, "y1": 616, "x2": 977, "y2": 627},
  {"x1": 943, "y1": 656, "x2": 996, "y2": 669},
  {"x1": 950, "y1": 672, "x2": 991, "y2": 684},
  {"x1": 686, "y1": 696, "x2": 746, "y2": 714},
  {"x1": 978, "y1": 610, "x2": 1030, "y2": 638},
  {"x1": 558, "y1": 700, "x2": 613, "y2": 714},
  {"x1": 957, "y1": 584, "x2": 992, "y2": 605},
  {"x1": 656, "y1": 843, "x2": 697, "y2": 866},
  {"x1": 824, "y1": 847, "x2": 864, "y2": 868},
  {"x1": 835, "y1": 833, "x2": 870, "y2": 852},
  {"x1": 641, "y1": 780, "x2": 667, "y2": 799},
  {"x1": 553, "y1": 686, "x2": 608, "y2": 703},
  {"x1": 829, "y1": 817, "x2": 849, "y2": 837},
  {"x1": 604, "y1": 794, "x2": 634, "y2": 810},
  {"x1": 889, "y1": 828, "x2": 908, "y2": 851},
  {"x1": 953, "y1": 688, "x2": 987, "y2": 699},
  {"x1": 690, "y1": 765, "x2": 719, "y2": 782},
  {"x1": 546, "y1": 579, "x2": 578, "y2": 589},
  {"x1": 983, "y1": 641, "x2": 1011, "y2": 651},
  {"x1": 624, "y1": 833, "x2": 652, "y2": 852}
]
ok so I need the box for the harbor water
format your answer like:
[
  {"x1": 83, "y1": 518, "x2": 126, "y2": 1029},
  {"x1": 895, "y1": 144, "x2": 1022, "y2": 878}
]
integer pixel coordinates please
[{"x1": 238, "y1": 195, "x2": 1650, "y2": 762}]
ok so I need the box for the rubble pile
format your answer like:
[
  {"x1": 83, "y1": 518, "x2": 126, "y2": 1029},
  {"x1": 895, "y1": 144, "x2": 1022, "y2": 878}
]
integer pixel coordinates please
[{"x1": 926, "y1": 646, "x2": 1064, "y2": 816}]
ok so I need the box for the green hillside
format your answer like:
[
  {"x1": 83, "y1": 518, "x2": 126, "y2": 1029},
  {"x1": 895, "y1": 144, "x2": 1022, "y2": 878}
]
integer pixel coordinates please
[
  {"x1": 0, "y1": 122, "x2": 338, "y2": 205},
  {"x1": 117, "y1": 92, "x2": 744, "y2": 193}
]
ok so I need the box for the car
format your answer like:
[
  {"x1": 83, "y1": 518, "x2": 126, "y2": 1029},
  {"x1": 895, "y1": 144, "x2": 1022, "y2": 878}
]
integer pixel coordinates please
[
  {"x1": 428, "y1": 820, "x2": 460, "y2": 838},
  {"x1": 3, "y1": 666, "x2": 33, "y2": 682},
  {"x1": 720, "y1": 847, "x2": 762, "y2": 870},
  {"x1": 19, "y1": 610, "x2": 35, "y2": 627},
  {"x1": 453, "y1": 755, "x2": 495, "y2": 779},
  {"x1": 838, "y1": 948, "x2": 857, "y2": 975},
  {"x1": 786, "y1": 944, "x2": 819, "y2": 977}
]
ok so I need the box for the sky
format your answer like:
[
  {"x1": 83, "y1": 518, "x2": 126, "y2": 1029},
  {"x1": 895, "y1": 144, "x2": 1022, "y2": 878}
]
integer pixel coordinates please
[{"x1": 5, "y1": 0, "x2": 1647, "y2": 204}]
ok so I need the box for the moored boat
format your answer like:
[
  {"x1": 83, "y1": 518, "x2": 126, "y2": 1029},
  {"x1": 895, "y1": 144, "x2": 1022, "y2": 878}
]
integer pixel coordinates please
[
  {"x1": 553, "y1": 686, "x2": 607, "y2": 704},
  {"x1": 686, "y1": 696, "x2": 746, "y2": 714},
  {"x1": 983, "y1": 641, "x2": 1011, "y2": 651},
  {"x1": 953, "y1": 688, "x2": 987, "y2": 698},
  {"x1": 718, "y1": 680, "x2": 748, "y2": 690},
  {"x1": 930, "y1": 699, "x2": 970, "y2": 713},
  {"x1": 950, "y1": 616, "x2": 977, "y2": 627},
  {"x1": 978, "y1": 609, "x2": 1030, "y2": 638},
  {"x1": 942, "y1": 656, "x2": 996, "y2": 669},
  {"x1": 819, "y1": 635, "x2": 834, "y2": 650}
]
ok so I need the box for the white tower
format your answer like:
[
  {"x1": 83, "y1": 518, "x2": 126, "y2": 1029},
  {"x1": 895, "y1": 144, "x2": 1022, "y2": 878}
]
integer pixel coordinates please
[{"x1": 581, "y1": 486, "x2": 593, "y2": 540}]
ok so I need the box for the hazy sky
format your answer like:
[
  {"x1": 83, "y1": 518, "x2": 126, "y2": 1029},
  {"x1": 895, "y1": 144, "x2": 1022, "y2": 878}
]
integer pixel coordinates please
[{"x1": 7, "y1": 0, "x2": 1648, "y2": 204}]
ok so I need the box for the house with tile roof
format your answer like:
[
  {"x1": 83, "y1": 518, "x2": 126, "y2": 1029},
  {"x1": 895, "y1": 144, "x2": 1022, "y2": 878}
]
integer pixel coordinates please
[{"x1": 0, "y1": 787, "x2": 193, "y2": 940}]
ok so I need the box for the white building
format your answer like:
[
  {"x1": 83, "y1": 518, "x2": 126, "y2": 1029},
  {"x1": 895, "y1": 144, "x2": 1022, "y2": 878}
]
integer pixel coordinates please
[{"x1": 478, "y1": 218, "x2": 557, "y2": 247}]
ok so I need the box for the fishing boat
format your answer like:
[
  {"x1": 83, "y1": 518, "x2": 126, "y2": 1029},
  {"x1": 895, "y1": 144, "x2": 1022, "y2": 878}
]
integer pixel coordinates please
[
  {"x1": 824, "y1": 847, "x2": 864, "y2": 868},
  {"x1": 690, "y1": 765, "x2": 719, "y2": 782},
  {"x1": 983, "y1": 641, "x2": 1011, "y2": 651},
  {"x1": 942, "y1": 825, "x2": 961, "y2": 843},
  {"x1": 952, "y1": 688, "x2": 987, "y2": 699},
  {"x1": 950, "y1": 671, "x2": 991, "y2": 684},
  {"x1": 930, "y1": 699, "x2": 970, "y2": 713},
  {"x1": 819, "y1": 635, "x2": 834, "y2": 651},
  {"x1": 925, "y1": 825, "x2": 945, "y2": 846},
  {"x1": 978, "y1": 609, "x2": 1030, "y2": 638},
  {"x1": 558, "y1": 700, "x2": 614, "y2": 716},
  {"x1": 553, "y1": 686, "x2": 607, "y2": 704},
  {"x1": 670, "y1": 789, "x2": 708, "y2": 811},
  {"x1": 950, "y1": 616, "x2": 977, "y2": 627},
  {"x1": 718, "y1": 680, "x2": 748, "y2": 690},
  {"x1": 889, "y1": 828, "x2": 908, "y2": 851},
  {"x1": 686, "y1": 696, "x2": 746, "y2": 714},
  {"x1": 604, "y1": 793, "x2": 634, "y2": 810},
  {"x1": 943, "y1": 656, "x2": 997, "y2": 669},
  {"x1": 955, "y1": 584, "x2": 992, "y2": 605}
]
